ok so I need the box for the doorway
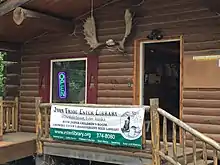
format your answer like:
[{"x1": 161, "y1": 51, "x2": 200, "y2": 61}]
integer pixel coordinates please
[{"x1": 139, "y1": 40, "x2": 181, "y2": 142}]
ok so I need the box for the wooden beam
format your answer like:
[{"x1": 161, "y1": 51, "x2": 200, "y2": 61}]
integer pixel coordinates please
[
  {"x1": 0, "y1": 0, "x2": 31, "y2": 16},
  {"x1": 13, "y1": 7, "x2": 74, "y2": 32},
  {"x1": 0, "y1": 42, "x2": 21, "y2": 52}
]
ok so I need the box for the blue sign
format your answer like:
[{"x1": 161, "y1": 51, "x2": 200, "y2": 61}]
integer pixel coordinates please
[{"x1": 58, "y1": 72, "x2": 67, "y2": 99}]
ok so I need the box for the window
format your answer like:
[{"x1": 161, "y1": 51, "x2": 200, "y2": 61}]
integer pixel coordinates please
[{"x1": 50, "y1": 58, "x2": 87, "y2": 104}]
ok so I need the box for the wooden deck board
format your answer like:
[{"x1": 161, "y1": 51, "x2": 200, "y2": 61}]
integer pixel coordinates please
[
  {"x1": 44, "y1": 141, "x2": 153, "y2": 165},
  {"x1": 0, "y1": 132, "x2": 36, "y2": 164}
]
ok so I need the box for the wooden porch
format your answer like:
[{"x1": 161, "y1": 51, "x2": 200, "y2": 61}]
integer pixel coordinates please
[
  {"x1": 35, "y1": 98, "x2": 220, "y2": 165},
  {"x1": 0, "y1": 98, "x2": 36, "y2": 164},
  {"x1": 0, "y1": 132, "x2": 36, "y2": 164}
]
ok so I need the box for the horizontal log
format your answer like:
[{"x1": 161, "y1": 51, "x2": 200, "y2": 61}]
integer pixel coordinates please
[
  {"x1": 186, "y1": 140, "x2": 219, "y2": 150},
  {"x1": 98, "y1": 90, "x2": 133, "y2": 98},
  {"x1": 187, "y1": 123, "x2": 220, "y2": 134},
  {"x1": 20, "y1": 102, "x2": 35, "y2": 109},
  {"x1": 20, "y1": 114, "x2": 35, "y2": 121},
  {"x1": 20, "y1": 79, "x2": 38, "y2": 85},
  {"x1": 98, "y1": 76, "x2": 133, "y2": 84},
  {"x1": 184, "y1": 32, "x2": 220, "y2": 43},
  {"x1": 183, "y1": 89, "x2": 220, "y2": 100},
  {"x1": 20, "y1": 90, "x2": 39, "y2": 97},
  {"x1": 99, "y1": 54, "x2": 133, "y2": 63},
  {"x1": 5, "y1": 85, "x2": 19, "y2": 89},
  {"x1": 183, "y1": 99, "x2": 220, "y2": 108},
  {"x1": 20, "y1": 85, "x2": 38, "y2": 91},
  {"x1": 13, "y1": 7, "x2": 73, "y2": 32},
  {"x1": 19, "y1": 119, "x2": 35, "y2": 127},
  {"x1": 6, "y1": 73, "x2": 19, "y2": 77},
  {"x1": 184, "y1": 49, "x2": 220, "y2": 56},
  {"x1": 185, "y1": 40, "x2": 220, "y2": 52},
  {"x1": 23, "y1": 43, "x2": 82, "y2": 56},
  {"x1": 99, "y1": 62, "x2": 133, "y2": 69},
  {"x1": 98, "y1": 68, "x2": 133, "y2": 76},
  {"x1": 19, "y1": 108, "x2": 36, "y2": 114},
  {"x1": 20, "y1": 96, "x2": 36, "y2": 102},
  {"x1": 183, "y1": 107, "x2": 220, "y2": 116},
  {"x1": 21, "y1": 73, "x2": 39, "y2": 79},
  {"x1": 0, "y1": 41, "x2": 21, "y2": 52},
  {"x1": 97, "y1": 97, "x2": 132, "y2": 105},
  {"x1": 186, "y1": 133, "x2": 220, "y2": 143},
  {"x1": 21, "y1": 67, "x2": 39, "y2": 74},
  {"x1": 98, "y1": 83, "x2": 132, "y2": 90},
  {"x1": 19, "y1": 125, "x2": 35, "y2": 133},
  {"x1": 21, "y1": 61, "x2": 40, "y2": 67},
  {"x1": 183, "y1": 115, "x2": 220, "y2": 125}
]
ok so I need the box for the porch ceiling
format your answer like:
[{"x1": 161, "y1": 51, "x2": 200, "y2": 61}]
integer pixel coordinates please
[{"x1": 0, "y1": 0, "x2": 116, "y2": 43}]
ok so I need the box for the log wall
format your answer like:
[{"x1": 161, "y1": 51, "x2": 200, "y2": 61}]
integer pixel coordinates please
[{"x1": 20, "y1": 0, "x2": 220, "y2": 145}]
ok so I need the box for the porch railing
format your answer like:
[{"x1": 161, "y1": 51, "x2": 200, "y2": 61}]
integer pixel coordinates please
[
  {"x1": 35, "y1": 97, "x2": 150, "y2": 155},
  {"x1": 0, "y1": 97, "x2": 18, "y2": 138},
  {"x1": 35, "y1": 97, "x2": 220, "y2": 165},
  {"x1": 150, "y1": 98, "x2": 220, "y2": 165}
]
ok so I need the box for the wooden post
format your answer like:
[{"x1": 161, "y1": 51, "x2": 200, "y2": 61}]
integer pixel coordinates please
[
  {"x1": 142, "y1": 114, "x2": 146, "y2": 149},
  {"x1": 14, "y1": 97, "x2": 18, "y2": 132},
  {"x1": 0, "y1": 97, "x2": 3, "y2": 140},
  {"x1": 150, "y1": 98, "x2": 160, "y2": 165},
  {"x1": 36, "y1": 97, "x2": 43, "y2": 155}
]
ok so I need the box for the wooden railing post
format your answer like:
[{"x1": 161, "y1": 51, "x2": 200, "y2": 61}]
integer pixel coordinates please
[
  {"x1": 15, "y1": 97, "x2": 18, "y2": 132},
  {"x1": 35, "y1": 97, "x2": 43, "y2": 155},
  {"x1": 0, "y1": 97, "x2": 3, "y2": 140},
  {"x1": 150, "y1": 98, "x2": 160, "y2": 165}
]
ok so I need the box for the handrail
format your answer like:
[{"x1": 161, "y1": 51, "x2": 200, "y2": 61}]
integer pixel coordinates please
[
  {"x1": 40, "y1": 102, "x2": 151, "y2": 109},
  {"x1": 157, "y1": 107, "x2": 220, "y2": 151},
  {"x1": 36, "y1": 98, "x2": 151, "y2": 155}
]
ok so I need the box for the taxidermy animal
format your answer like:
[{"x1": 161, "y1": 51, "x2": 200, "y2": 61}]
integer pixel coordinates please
[{"x1": 83, "y1": 9, "x2": 133, "y2": 54}]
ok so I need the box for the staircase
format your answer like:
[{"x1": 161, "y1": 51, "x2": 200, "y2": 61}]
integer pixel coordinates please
[
  {"x1": 149, "y1": 98, "x2": 220, "y2": 165},
  {"x1": 162, "y1": 145, "x2": 213, "y2": 165}
]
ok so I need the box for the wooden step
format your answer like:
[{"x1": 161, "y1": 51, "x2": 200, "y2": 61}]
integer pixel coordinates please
[
  {"x1": 162, "y1": 146, "x2": 203, "y2": 164},
  {"x1": 187, "y1": 159, "x2": 213, "y2": 165}
]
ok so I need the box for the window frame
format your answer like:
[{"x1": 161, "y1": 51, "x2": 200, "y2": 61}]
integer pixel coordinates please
[
  {"x1": 39, "y1": 54, "x2": 98, "y2": 104},
  {"x1": 49, "y1": 57, "x2": 88, "y2": 104}
]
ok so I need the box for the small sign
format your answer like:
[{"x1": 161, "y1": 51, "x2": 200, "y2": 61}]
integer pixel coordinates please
[
  {"x1": 58, "y1": 72, "x2": 67, "y2": 99},
  {"x1": 50, "y1": 105, "x2": 145, "y2": 149},
  {"x1": 193, "y1": 55, "x2": 220, "y2": 61}
]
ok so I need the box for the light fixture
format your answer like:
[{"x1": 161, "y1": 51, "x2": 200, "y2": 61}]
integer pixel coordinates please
[{"x1": 147, "y1": 29, "x2": 163, "y2": 40}]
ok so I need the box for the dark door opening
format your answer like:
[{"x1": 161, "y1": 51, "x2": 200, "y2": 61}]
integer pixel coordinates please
[{"x1": 143, "y1": 41, "x2": 180, "y2": 142}]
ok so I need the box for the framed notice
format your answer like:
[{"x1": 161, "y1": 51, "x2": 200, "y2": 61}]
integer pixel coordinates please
[{"x1": 50, "y1": 105, "x2": 145, "y2": 149}]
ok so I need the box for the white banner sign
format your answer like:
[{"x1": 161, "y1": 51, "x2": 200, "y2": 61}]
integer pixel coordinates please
[{"x1": 50, "y1": 105, "x2": 145, "y2": 149}]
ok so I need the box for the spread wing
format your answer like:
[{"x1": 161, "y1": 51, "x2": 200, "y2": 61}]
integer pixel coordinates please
[{"x1": 83, "y1": 16, "x2": 102, "y2": 49}]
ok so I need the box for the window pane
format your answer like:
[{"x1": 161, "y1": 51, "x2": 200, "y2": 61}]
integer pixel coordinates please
[{"x1": 51, "y1": 59, "x2": 86, "y2": 104}]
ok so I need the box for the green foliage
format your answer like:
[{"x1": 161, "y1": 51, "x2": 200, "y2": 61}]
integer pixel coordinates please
[{"x1": 0, "y1": 52, "x2": 6, "y2": 96}]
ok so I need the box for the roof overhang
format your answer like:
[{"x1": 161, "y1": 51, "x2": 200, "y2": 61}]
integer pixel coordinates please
[{"x1": 0, "y1": 0, "x2": 121, "y2": 44}]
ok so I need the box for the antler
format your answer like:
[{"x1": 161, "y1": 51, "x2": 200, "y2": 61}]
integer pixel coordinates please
[
  {"x1": 83, "y1": 16, "x2": 103, "y2": 51},
  {"x1": 118, "y1": 9, "x2": 133, "y2": 51}
]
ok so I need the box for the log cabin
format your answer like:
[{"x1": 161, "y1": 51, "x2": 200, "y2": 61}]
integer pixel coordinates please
[{"x1": 0, "y1": 0, "x2": 220, "y2": 164}]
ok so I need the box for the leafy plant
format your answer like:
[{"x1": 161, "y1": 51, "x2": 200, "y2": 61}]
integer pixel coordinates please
[{"x1": 0, "y1": 52, "x2": 6, "y2": 96}]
